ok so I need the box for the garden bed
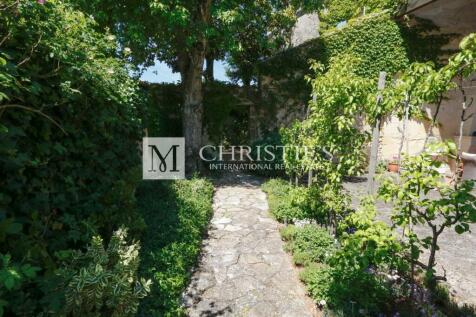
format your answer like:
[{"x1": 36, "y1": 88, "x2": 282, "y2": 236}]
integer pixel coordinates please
[{"x1": 136, "y1": 178, "x2": 214, "y2": 316}]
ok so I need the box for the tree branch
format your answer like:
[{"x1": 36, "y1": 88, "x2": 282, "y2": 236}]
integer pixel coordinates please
[
  {"x1": 0, "y1": 104, "x2": 67, "y2": 134},
  {"x1": 17, "y1": 33, "x2": 43, "y2": 67}
]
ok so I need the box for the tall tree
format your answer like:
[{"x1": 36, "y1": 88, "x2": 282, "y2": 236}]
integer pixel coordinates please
[{"x1": 71, "y1": 0, "x2": 297, "y2": 173}]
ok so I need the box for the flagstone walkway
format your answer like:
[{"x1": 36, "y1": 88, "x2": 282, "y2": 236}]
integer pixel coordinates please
[{"x1": 183, "y1": 174, "x2": 318, "y2": 317}]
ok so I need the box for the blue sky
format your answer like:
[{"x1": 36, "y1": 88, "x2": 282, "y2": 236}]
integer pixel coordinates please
[{"x1": 140, "y1": 59, "x2": 230, "y2": 83}]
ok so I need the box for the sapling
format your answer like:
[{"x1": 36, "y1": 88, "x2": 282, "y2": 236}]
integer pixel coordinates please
[
  {"x1": 380, "y1": 33, "x2": 476, "y2": 288},
  {"x1": 379, "y1": 142, "x2": 476, "y2": 287}
]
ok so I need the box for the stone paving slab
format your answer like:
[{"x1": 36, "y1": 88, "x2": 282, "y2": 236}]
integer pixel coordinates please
[{"x1": 183, "y1": 174, "x2": 318, "y2": 317}]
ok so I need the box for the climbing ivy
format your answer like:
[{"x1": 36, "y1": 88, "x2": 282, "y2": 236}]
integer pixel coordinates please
[
  {"x1": 319, "y1": 0, "x2": 406, "y2": 30},
  {"x1": 320, "y1": 13, "x2": 409, "y2": 78}
]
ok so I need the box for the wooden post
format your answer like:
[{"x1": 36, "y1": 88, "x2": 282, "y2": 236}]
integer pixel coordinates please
[{"x1": 368, "y1": 71, "x2": 386, "y2": 194}]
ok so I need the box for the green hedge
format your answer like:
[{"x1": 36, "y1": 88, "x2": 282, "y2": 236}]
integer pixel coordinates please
[
  {"x1": 0, "y1": 1, "x2": 143, "y2": 315},
  {"x1": 136, "y1": 178, "x2": 214, "y2": 316}
]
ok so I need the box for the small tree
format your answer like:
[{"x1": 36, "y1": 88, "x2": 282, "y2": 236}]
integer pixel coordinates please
[
  {"x1": 281, "y1": 54, "x2": 374, "y2": 231},
  {"x1": 379, "y1": 143, "x2": 476, "y2": 286},
  {"x1": 379, "y1": 33, "x2": 476, "y2": 287}
]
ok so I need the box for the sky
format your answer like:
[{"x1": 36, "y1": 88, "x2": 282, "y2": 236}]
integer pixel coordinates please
[{"x1": 140, "y1": 59, "x2": 230, "y2": 83}]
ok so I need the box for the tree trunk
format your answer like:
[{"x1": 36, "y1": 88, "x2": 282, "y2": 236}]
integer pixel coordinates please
[
  {"x1": 181, "y1": 52, "x2": 206, "y2": 174},
  {"x1": 427, "y1": 228, "x2": 440, "y2": 287},
  {"x1": 397, "y1": 93, "x2": 410, "y2": 171},
  {"x1": 368, "y1": 72, "x2": 386, "y2": 194},
  {"x1": 178, "y1": 0, "x2": 211, "y2": 175},
  {"x1": 205, "y1": 53, "x2": 214, "y2": 83}
]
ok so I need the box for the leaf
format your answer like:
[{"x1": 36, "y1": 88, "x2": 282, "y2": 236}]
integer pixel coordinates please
[
  {"x1": 455, "y1": 224, "x2": 467, "y2": 234},
  {"x1": 3, "y1": 276, "x2": 15, "y2": 290}
]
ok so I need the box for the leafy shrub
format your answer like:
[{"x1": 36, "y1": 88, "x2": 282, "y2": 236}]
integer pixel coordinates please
[
  {"x1": 320, "y1": 201, "x2": 408, "y2": 314},
  {"x1": 58, "y1": 228, "x2": 151, "y2": 317},
  {"x1": 0, "y1": 1, "x2": 143, "y2": 314},
  {"x1": 380, "y1": 142, "x2": 476, "y2": 285},
  {"x1": 0, "y1": 254, "x2": 40, "y2": 316},
  {"x1": 262, "y1": 179, "x2": 350, "y2": 227},
  {"x1": 262, "y1": 179, "x2": 308, "y2": 223},
  {"x1": 137, "y1": 178, "x2": 214, "y2": 316},
  {"x1": 299, "y1": 263, "x2": 333, "y2": 304},
  {"x1": 281, "y1": 225, "x2": 336, "y2": 266}
]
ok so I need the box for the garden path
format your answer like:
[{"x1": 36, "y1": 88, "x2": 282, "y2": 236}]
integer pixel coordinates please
[{"x1": 183, "y1": 173, "x2": 318, "y2": 317}]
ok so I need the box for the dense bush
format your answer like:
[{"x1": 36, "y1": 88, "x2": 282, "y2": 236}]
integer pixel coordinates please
[
  {"x1": 136, "y1": 178, "x2": 214, "y2": 316},
  {"x1": 297, "y1": 199, "x2": 409, "y2": 315},
  {"x1": 0, "y1": 1, "x2": 143, "y2": 314},
  {"x1": 269, "y1": 179, "x2": 411, "y2": 314},
  {"x1": 262, "y1": 179, "x2": 350, "y2": 228},
  {"x1": 281, "y1": 225, "x2": 336, "y2": 266},
  {"x1": 262, "y1": 179, "x2": 309, "y2": 223}
]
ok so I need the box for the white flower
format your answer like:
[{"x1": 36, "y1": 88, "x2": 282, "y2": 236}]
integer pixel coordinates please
[
  {"x1": 124, "y1": 47, "x2": 131, "y2": 54},
  {"x1": 319, "y1": 299, "x2": 326, "y2": 306}
]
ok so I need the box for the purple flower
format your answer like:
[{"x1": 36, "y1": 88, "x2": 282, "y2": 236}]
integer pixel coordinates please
[{"x1": 37, "y1": 0, "x2": 45, "y2": 4}]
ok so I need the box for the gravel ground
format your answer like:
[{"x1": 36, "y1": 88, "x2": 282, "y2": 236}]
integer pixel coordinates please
[{"x1": 343, "y1": 174, "x2": 476, "y2": 307}]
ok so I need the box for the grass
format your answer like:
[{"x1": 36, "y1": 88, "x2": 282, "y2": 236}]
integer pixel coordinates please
[{"x1": 135, "y1": 178, "x2": 214, "y2": 316}]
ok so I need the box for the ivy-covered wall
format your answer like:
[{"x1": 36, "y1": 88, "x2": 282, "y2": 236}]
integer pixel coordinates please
[{"x1": 255, "y1": 12, "x2": 449, "y2": 140}]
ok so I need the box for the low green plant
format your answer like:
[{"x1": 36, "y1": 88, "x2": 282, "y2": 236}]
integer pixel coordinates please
[
  {"x1": 0, "y1": 254, "x2": 40, "y2": 316},
  {"x1": 298, "y1": 199, "x2": 408, "y2": 315},
  {"x1": 281, "y1": 225, "x2": 336, "y2": 266},
  {"x1": 58, "y1": 228, "x2": 151, "y2": 317},
  {"x1": 137, "y1": 178, "x2": 214, "y2": 316},
  {"x1": 299, "y1": 263, "x2": 333, "y2": 305},
  {"x1": 262, "y1": 179, "x2": 300, "y2": 223}
]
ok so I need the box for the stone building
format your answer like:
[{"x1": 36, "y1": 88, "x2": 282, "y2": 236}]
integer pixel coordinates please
[
  {"x1": 257, "y1": 0, "x2": 476, "y2": 175},
  {"x1": 380, "y1": 0, "x2": 476, "y2": 165}
]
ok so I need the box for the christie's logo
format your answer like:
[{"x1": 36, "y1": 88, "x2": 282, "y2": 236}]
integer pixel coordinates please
[{"x1": 142, "y1": 138, "x2": 185, "y2": 179}]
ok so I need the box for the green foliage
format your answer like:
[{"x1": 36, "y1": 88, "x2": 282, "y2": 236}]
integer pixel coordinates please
[
  {"x1": 379, "y1": 143, "x2": 476, "y2": 281},
  {"x1": 262, "y1": 179, "x2": 312, "y2": 223},
  {"x1": 281, "y1": 225, "x2": 336, "y2": 266},
  {"x1": 261, "y1": 178, "x2": 294, "y2": 221},
  {"x1": 139, "y1": 83, "x2": 182, "y2": 137},
  {"x1": 282, "y1": 54, "x2": 372, "y2": 187},
  {"x1": 136, "y1": 178, "x2": 214, "y2": 316},
  {"x1": 300, "y1": 200, "x2": 408, "y2": 315},
  {"x1": 0, "y1": 1, "x2": 143, "y2": 314},
  {"x1": 378, "y1": 61, "x2": 448, "y2": 124},
  {"x1": 59, "y1": 228, "x2": 151, "y2": 317},
  {"x1": 319, "y1": 0, "x2": 405, "y2": 30},
  {"x1": 321, "y1": 14, "x2": 409, "y2": 78},
  {"x1": 0, "y1": 253, "x2": 40, "y2": 315},
  {"x1": 262, "y1": 179, "x2": 350, "y2": 227},
  {"x1": 299, "y1": 263, "x2": 333, "y2": 304}
]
